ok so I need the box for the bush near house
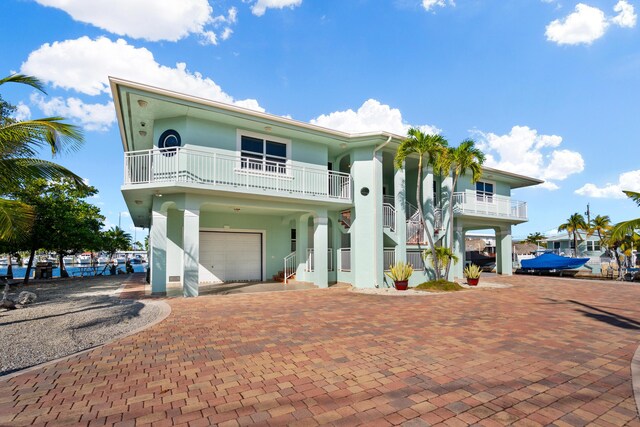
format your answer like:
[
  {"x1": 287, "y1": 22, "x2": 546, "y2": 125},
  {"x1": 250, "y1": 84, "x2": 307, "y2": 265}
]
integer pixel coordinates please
[{"x1": 414, "y1": 280, "x2": 465, "y2": 292}]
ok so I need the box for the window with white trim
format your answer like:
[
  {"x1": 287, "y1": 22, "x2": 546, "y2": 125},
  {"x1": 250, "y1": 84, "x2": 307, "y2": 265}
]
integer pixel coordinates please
[
  {"x1": 475, "y1": 181, "x2": 494, "y2": 202},
  {"x1": 240, "y1": 135, "x2": 287, "y2": 174},
  {"x1": 586, "y1": 241, "x2": 601, "y2": 251}
]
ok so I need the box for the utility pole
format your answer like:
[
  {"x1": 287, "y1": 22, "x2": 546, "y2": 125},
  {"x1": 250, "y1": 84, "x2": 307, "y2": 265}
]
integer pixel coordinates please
[{"x1": 585, "y1": 203, "x2": 591, "y2": 224}]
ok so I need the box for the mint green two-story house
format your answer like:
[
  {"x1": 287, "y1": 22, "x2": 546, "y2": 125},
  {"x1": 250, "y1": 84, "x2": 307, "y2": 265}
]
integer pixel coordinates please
[{"x1": 111, "y1": 78, "x2": 542, "y2": 296}]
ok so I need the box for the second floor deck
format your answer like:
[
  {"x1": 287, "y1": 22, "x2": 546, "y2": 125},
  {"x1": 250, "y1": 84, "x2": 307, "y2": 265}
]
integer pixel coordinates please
[
  {"x1": 453, "y1": 191, "x2": 527, "y2": 221},
  {"x1": 124, "y1": 147, "x2": 352, "y2": 204}
]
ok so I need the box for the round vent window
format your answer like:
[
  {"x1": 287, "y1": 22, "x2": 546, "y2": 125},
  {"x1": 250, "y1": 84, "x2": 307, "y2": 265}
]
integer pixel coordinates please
[
  {"x1": 360, "y1": 187, "x2": 370, "y2": 196},
  {"x1": 158, "y1": 129, "x2": 181, "y2": 156}
]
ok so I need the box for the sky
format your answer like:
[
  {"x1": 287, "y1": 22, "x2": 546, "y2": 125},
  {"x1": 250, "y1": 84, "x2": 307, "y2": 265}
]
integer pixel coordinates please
[{"x1": 1, "y1": 0, "x2": 639, "y2": 241}]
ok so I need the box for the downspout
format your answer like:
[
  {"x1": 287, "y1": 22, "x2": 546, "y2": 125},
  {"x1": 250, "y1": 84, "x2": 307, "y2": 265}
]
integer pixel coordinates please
[{"x1": 373, "y1": 136, "x2": 392, "y2": 287}]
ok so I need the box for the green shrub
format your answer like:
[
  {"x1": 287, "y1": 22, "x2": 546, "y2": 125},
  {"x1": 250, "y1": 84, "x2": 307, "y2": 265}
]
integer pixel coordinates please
[{"x1": 414, "y1": 279, "x2": 465, "y2": 292}]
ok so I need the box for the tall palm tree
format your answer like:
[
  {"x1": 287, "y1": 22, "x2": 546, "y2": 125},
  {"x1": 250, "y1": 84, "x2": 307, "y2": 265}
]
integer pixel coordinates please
[
  {"x1": 0, "y1": 74, "x2": 85, "y2": 240},
  {"x1": 394, "y1": 128, "x2": 448, "y2": 279},
  {"x1": 99, "y1": 226, "x2": 132, "y2": 275},
  {"x1": 558, "y1": 213, "x2": 588, "y2": 257},
  {"x1": 437, "y1": 139, "x2": 485, "y2": 278},
  {"x1": 590, "y1": 214, "x2": 612, "y2": 244},
  {"x1": 610, "y1": 191, "x2": 640, "y2": 242}
]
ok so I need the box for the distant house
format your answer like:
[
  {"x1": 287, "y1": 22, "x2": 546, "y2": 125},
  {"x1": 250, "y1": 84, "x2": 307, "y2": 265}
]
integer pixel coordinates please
[
  {"x1": 545, "y1": 233, "x2": 605, "y2": 259},
  {"x1": 111, "y1": 78, "x2": 542, "y2": 296}
]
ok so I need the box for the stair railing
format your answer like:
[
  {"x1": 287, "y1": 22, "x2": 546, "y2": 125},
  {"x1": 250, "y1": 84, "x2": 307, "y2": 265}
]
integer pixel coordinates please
[{"x1": 284, "y1": 252, "x2": 296, "y2": 284}]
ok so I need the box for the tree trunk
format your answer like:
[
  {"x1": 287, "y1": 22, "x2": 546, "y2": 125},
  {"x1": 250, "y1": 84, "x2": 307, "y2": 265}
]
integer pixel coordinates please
[
  {"x1": 6, "y1": 252, "x2": 13, "y2": 280},
  {"x1": 23, "y1": 247, "x2": 36, "y2": 285},
  {"x1": 444, "y1": 174, "x2": 459, "y2": 279},
  {"x1": 416, "y1": 157, "x2": 439, "y2": 279},
  {"x1": 59, "y1": 252, "x2": 69, "y2": 278},
  {"x1": 573, "y1": 232, "x2": 578, "y2": 258}
]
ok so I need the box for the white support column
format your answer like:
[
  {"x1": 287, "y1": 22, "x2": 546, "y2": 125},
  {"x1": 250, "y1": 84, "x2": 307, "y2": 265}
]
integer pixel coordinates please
[
  {"x1": 150, "y1": 210, "x2": 167, "y2": 295},
  {"x1": 394, "y1": 161, "x2": 407, "y2": 264},
  {"x1": 314, "y1": 210, "x2": 329, "y2": 288},
  {"x1": 450, "y1": 223, "x2": 465, "y2": 280},
  {"x1": 496, "y1": 226, "x2": 513, "y2": 275},
  {"x1": 182, "y1": 208, "x2": 200, "y2": 297},
  {"x1": 296, "y1": 215, "x2": 310, "y2": 281}
]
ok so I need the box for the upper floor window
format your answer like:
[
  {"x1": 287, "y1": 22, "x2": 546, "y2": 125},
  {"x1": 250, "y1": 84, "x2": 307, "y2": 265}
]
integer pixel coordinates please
[
  {"x1": 476, "y1": 181, "x2": 494, "y2": 202},
  {"x1": 240, "y1": 134, "x2": 288, "y2": 174},
  {"x1": 586, "y1": 241, "x2": 601, "y2": 251}
]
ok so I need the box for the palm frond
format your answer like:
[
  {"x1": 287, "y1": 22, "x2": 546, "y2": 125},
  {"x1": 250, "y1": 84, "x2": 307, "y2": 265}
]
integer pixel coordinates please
[
  {"x1": 0, "y1": 118, "x2": 84, "y2": 156},
  {"x1": 0, "y1": 198, "x2": 34, "y2": 240},
  {"x1": 623, "y1": 190, "x2": 640, "y2": 207},
  {"x1": 0, "y1": 158, "x2": 88, "y2": 191},
  {"x1": 0, "y1": 74, "x2": 46, "y2": 93},
  {"x1": 610, "y1": 218, "x2": 640, "y2": 241}
]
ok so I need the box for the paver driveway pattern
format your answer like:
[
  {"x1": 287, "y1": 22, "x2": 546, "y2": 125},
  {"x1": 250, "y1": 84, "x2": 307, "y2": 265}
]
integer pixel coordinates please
[{"x1": 1, "y1": 276, "x2": 639, "y2": 426}]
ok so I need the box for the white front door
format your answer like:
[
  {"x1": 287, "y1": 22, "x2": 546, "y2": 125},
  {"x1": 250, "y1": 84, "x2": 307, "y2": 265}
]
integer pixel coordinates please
[{"x1": 199, "y1": 231, "x2": 262, "y2": 283}]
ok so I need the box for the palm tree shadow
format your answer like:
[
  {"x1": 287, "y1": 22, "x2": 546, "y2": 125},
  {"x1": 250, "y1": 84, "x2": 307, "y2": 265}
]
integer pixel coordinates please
[{"x1": 541, "y1": 298, "x2": 640, "y2": 330}]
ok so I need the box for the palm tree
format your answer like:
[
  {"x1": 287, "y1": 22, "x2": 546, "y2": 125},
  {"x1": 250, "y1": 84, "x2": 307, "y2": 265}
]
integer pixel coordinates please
[
  {"x1": 99, "y1": 226, "x2": 132, "y2": 275},
  {"x1": 394, "y1": 128, "x2": 448, "y2": 279},
  {"x1": 558, "y1": 213, "x2": 588, "y2": 257},
  {"x1": 589, "y1": 214, "x2": 612, "y2": 245},
  {"x1": 610, "y1": 191, "x2": 640, "y2": 242},
  {"x1": 0, "y1": 74, "x2": 85, "y2": 240},
  {"x1": 424, "y1": 245, "x2": 459, "y2": 279},
  {"x1": 437, "y1": 139, "x2": 485, "y2": 278},
  {"x1": 525, "y1": 232, "x2": 547, "y2": 247}
]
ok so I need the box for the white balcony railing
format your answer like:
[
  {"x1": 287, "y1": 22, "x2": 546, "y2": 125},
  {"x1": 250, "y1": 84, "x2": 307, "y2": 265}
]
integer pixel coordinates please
[
  {"x1": 338, "y1": 248, "x2": 351, "y2": 272},
  {"x1": 124, "y1": 148, "x2": 352, "y2": 202},
  {"x1": 306, "y1": 248, "x2": 334, "y2": 272},
  {"x1": 384, "y1": 248, "x2": 396, "y2": 271},
  {"x1": 383, "y1": 203, "x2": 396, "y2": 231},
  {"x1": 453, "y1": 191, "x2": 527, "y2": 220}
]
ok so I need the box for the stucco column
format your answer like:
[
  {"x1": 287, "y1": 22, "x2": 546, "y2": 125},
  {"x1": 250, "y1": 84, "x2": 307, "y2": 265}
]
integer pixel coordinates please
[
  {"x1": 150, "y1": 209, "x2": 167, "y2": 295},
  {"x1": 441, "y1": 175, "x2": 453, "y2": 247},
  {"x1": 450, "y1": 222, "x2": 465, "y2": 280},
  {"x1": 351, "y1": 147, "x2": 383, "y2": 288},
  {"x1": 394, "y1": 161, "x2": 407, "y2": 265},
  {"x1": 496, "y1": 225, "x2": 513, "y2": 275},
  {"x1": 314, "y1": 210, "x2": 328, "y2": 288},
  {"x1": 182, "y1": 208, "x2": 200, "y2": 297},
  {"x1": 296, "y1": 215, "x2": 310, "y2": 281}
]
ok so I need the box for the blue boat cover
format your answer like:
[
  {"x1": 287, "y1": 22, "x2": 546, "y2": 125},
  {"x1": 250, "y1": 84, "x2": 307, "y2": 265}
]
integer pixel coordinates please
[{"x1": 521, "y1": 253, "x2": 590, "y2": 270}]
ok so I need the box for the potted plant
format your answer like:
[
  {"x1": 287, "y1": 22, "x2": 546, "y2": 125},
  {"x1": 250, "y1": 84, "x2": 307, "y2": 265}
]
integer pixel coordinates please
[
  {"x1": 386, "y1": 262, "x2": 414, "y2": 290},
  {"x1": 464, "y1": 264, "x2": 481, "y2": 286}
]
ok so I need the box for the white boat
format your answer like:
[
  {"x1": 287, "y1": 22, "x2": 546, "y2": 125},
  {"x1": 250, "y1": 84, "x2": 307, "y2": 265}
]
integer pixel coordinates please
[
  {"x1": 63, "y1": 255, "x2": 74, "y2": 265},
  {"x1": 97, "y1": 255, "x2": 109, "y2": 264},
  {"x1": 78, "y1": 253, "x2": 92, "y2": 264}
]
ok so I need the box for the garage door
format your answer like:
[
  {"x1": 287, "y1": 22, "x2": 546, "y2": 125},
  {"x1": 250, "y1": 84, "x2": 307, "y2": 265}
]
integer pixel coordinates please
[{"x1": 199, "y1": 232, "x2": 262, "y2": 283}]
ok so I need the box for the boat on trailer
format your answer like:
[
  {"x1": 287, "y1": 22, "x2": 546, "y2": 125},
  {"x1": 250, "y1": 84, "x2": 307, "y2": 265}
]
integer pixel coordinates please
[{"x1": 518, "y1": 252, "x2": 590, "y2": 276}]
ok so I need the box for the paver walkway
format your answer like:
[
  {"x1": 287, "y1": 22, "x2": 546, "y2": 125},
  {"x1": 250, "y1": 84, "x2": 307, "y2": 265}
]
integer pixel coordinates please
[{"x1": 1, "y1": 276, "x2": 639, "y2": 426}]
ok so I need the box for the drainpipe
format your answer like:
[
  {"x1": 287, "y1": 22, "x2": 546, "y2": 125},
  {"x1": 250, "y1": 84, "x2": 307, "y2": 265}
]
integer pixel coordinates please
[{"x1": 372, "y1": 136, "x2": 392, "y2": 287}]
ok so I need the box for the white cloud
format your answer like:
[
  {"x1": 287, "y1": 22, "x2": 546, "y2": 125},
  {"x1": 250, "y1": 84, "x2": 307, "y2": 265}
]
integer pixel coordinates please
[
  {"x1": 252, "y1": 0, "x2": 302, "y2": 16},
  {"x1": 422, "y1": 0, "x2": 455, "y2": 12},
  {"x1": 21, "y1": 36, "x2": 264, "y2": 112},
  {"x1": 612, "y1": 0, "x2": 637, "y2": 27},
  {"x1": 310, "y1": 99, "x2": 440, "y2": 135},
  {"x1": 13, "y1": 102, "x2": 31, "y2": 121},
  {"x1": 546, "y1": 1, "x2": 636, "y2": 45},
  {"x1": 33, "y1": 0, "x2": 223, "y2": 43},
  {"x1": 31, "y1": 93, "x2": 116, "y2": 132},
  {"x1": 474, "y1": 125, "x2": 584, "y2": 190},
  {"x1": 546, "y1": 4, "x2": 609, "y2": 45},
  {"x1": 575, "y1": 169, "x2": 640, "y2": 198}
]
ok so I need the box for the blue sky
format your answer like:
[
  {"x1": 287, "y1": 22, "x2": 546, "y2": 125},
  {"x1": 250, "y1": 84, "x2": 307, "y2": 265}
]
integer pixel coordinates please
[{"x1": 1, "y1": 0, "x2": 639, "y2": 241}]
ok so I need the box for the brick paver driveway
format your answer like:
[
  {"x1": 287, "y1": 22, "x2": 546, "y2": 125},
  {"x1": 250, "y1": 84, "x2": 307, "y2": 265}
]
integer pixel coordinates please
[{"x1": 1, "y1": 276, "x2": 639, "y2": 426}]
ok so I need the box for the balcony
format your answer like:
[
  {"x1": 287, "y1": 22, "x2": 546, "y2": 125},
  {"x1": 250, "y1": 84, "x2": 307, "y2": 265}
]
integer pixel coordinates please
[
  {"x1": 453, "y1": 191, "x2": 527, "y2": 221},
  {"x1": 124, "y1": 148, "x2": 352, "y2": 203}
]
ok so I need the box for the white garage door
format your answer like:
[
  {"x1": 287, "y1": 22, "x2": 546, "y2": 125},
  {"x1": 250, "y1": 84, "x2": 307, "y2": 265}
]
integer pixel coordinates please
[{"x1": 199, "y1": 232, "x2": 262, "y2": 283}]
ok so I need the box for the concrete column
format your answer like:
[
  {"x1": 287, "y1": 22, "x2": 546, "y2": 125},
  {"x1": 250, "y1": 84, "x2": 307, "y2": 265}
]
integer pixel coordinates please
[
  {"x1": 450, "y1": 222, "x2": 465, "y2": 280},
  {"x1": 314, "y1": 210, "x2": 328, "y2": 288},
  {"x1": 394, "y1": 161, "x2": 407, "y2": 265},
  {"x1": 441, "y1": 175, "x2": 453, "y2": 247},
  {"x1": 296, "y1": 215, "x2": 310, "y2": 281},
  {"x1": 150, "y1": 209, "x2": 167, "y2": 295},
  {"x1": 166, "y1": 209, "x2": 184, "y2": 286},
  {"x1": 351, "y1": 147, "x2": 383, "y2": 288},
  {"x1": 182, "y1": 208, "x2": 200, "y2": 297},
  {"x1": 496, "y1": 225, "x2": 513, "y2": 275}
]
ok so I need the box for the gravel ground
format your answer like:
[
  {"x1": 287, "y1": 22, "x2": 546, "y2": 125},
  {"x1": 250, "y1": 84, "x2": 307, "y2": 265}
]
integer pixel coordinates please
[
  {"x1": 352, "y1": 280, "x2": 511, "y2": 296},
  {"x1": 0, "y1": 275, "x2": 168, "y2": 376}
]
